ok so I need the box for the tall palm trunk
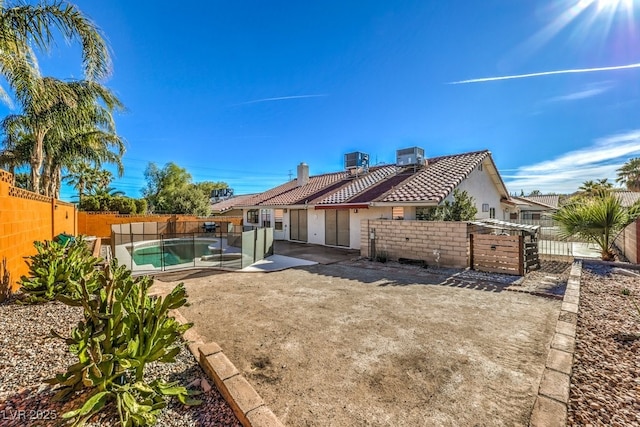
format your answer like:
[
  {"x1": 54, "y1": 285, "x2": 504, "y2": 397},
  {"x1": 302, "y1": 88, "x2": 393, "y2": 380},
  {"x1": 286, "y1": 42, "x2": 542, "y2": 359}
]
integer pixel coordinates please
[{"x1": 29, "y1": 129, "x2": 46, "y2": 194}]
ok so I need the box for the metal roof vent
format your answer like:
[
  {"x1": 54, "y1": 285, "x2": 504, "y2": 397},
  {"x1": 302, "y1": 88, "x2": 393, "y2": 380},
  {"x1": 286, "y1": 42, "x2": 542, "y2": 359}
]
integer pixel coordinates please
[{"x1": 396, "y1": 147, "x2": 425, "y2": 167}]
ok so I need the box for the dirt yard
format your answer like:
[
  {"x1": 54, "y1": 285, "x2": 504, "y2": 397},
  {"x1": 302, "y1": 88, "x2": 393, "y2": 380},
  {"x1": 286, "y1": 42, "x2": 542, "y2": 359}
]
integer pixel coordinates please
[{"x1": 155, "y1": 260, "x2": 561, "y2": 426}]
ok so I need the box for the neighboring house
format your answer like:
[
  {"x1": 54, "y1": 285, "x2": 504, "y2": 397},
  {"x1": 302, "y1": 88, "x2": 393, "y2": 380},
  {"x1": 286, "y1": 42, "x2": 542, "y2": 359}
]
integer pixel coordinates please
[
  {"x1": 236, "y1": 148, "x2": 514, "y2": 250},
  {"x1": 210, "y1": 193, "x2": 257, "y2": 216},
  {"x1": 614, "y1": 191, "x2": 640, "y2": 207},
  {"x1": 511, "y1": 195, "x2": 560, "y2": 222}
]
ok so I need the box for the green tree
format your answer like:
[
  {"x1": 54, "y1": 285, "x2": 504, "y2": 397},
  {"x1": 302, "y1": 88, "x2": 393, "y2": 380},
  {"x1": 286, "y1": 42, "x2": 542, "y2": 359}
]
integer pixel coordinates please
[
  {"x1": 616, "y1": 158, "x2": 640, "y2": 191},
  {"x1": 3, "y1": 78, "x2": 123, "y2": 195},
  {"x1": 0, "y1": 2, "x2": 112, "y2": 193},
  {"x1": 553, "y1": 194, "x2": 636, "y2": 261},
  {"x1": 528, "y1": 190, "x2": 542, "y2": 196},
  {"x1": 142, "y1": 162, "x2": 226, "y2": 215},
  {"x1": 578, "y1": 179, "x2": 613, "y2": 198},
  {"x1": 422, "y1": 189, "x2": 478, "y2": 221}
]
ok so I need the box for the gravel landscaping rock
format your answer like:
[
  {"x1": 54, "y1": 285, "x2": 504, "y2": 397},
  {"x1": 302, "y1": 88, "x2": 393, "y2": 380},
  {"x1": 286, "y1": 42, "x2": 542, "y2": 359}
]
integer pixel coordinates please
[
  {"x1": 0, "y1": 295, "x2": 240, "y2": 427},
  {"x1": 567, "y1": 263, "x2": 640, "y2": 426}
]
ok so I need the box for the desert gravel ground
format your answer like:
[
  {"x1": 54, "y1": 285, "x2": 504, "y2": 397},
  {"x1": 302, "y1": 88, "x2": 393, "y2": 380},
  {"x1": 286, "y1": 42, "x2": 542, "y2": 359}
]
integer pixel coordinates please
[
  {"x1": 0, "y1": 297, "x2": 241, "y2": 427},
  {"x1": 157, "y1": 260, "x2": 562, "y2": 427},
  {"x1": 568, "y1": 263, "x2": 640, "y2": 426}
]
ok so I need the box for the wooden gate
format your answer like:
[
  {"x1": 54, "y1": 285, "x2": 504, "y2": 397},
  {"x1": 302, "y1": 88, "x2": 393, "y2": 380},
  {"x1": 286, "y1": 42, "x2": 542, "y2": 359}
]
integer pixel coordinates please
[{"x1": 470, "y1": 234, "x2": 525, "y2": 275}]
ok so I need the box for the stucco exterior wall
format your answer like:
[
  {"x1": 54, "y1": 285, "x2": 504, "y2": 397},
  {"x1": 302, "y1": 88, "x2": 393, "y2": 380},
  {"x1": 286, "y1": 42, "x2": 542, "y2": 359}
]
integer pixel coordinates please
[
  {"x1": 0, "y1": 169, "x2": 76, "y2": 290},
  {"x1": 360, "y1": 219, "x2": 470, "y2": 268},
  {"x1": 455, "y1": 161, "x2": 505, "y2": 220}
]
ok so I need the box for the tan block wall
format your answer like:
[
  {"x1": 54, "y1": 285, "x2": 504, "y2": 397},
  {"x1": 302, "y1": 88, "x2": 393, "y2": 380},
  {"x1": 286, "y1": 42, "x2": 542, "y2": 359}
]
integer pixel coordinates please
[
  {"x1": 615, "y1": 219, "x2": 639, "y2": 263},
  {"x1": 78, "y1": 212, "x2": 243, "y2": 238},
  {"x1": 360, "y1": 219, "x2": 471, "y2": 268},
  {"x1": 0, "y1": 169, "x2": 76, "y2": 290}
]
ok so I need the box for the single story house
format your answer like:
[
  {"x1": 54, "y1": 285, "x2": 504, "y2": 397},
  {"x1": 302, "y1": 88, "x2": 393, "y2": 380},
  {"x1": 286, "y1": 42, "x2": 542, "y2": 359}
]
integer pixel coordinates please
[
  {"x1": 511, "y1": 195, "x2": 560, "y2": 222},
  {"x1": 210, "y1": 193, "x2": 256, "y2": 216},
  {"x1": 233, "y1": 147, "x2": 515, "y2": 250}
]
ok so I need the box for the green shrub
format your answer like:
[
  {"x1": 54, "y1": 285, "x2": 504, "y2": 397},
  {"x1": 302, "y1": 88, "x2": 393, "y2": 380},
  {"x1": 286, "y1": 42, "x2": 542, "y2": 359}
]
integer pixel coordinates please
[
  {"x1": 108, "y1": 196, "x2": 136, "y2": 214},
  {"x1": 49, "y1": 261, "x2": 200, "y2": 426},
  {"x1": 20, "y1": 237, "x2": 99, "y2": 303},
  {"x1": 134, "y1": 199, "x2": 148, "y2": 215},
  {"x1": 375, "y1": 251, "x2": 389, "y2": 263}
]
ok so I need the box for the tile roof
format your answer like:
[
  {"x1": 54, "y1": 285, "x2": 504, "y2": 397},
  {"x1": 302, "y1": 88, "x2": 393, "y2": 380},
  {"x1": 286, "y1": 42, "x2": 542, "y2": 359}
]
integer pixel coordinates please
[
  {"x1": 520, "y1": 195, "x2": 560, "y2": 209},
  {"x1": 238, "y1": 150, "x2": 504, "y2": 207},
  {"x1": 210, "y1": 194, "x2": 256, "y2": 213},
  {"x1": 377, "y1": 150, "x2": 490, "y2": 203},
  {"x1": 615, "y1": 191, "x2": 640, "y2": 207},
  {"x1": 314, "y1": 166, "x2": 398, "y2": 204},
  {"x1": 243, "y1": 171, "x2": 349, "y2": 206}
]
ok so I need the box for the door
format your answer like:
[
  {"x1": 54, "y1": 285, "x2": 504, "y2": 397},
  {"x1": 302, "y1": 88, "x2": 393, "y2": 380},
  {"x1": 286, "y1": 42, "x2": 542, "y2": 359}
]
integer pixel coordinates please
[
  {"x1": 290, "y1": 209, "x2": 308, "y2": 242},
  {"x1": 325, "y1": 209, "x2": 350, "y2": 247}
]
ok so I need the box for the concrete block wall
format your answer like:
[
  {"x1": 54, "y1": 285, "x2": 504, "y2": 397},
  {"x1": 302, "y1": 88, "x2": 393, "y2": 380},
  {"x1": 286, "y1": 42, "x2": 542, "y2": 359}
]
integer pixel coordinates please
[
  {"x1": 360, "y1": 219, "x2": 471, "y2": 268},
  {"x1": 0, "y1": 169, "x2": 76, "y2": 290},
  {"x1": 614, "y1": 219, "x2": 639, "y2": 263},
  {"x1": 78, "y1": 212, "x2": 243, "y2": 238}
]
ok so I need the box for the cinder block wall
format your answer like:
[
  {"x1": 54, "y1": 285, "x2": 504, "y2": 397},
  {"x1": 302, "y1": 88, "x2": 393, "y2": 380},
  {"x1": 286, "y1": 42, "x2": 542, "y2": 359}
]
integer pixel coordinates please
[
  {"x1": 0, "y1": 169, "x2": 76, "y2": 290},
  {"x1": 614, "y1": 219, "x2": 639, "y2": 263},
  {"x1": 78, "y1": 212, "x2": 243, "y2": 238},
  {"x1": 360, "y1": 219, "x2": 472, "y2": 268}
]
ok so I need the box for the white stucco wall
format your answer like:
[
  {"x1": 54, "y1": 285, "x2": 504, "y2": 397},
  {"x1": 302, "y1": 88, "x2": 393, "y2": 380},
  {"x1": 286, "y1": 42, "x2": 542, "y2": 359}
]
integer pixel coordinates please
[
  {"x1": 307, "y1": 209, "x2": 325, "y2": 245},
  {"x1": 348, "y1": 206, "x2": 393, "y2": 249},
  {"x1": 454, "y1": 161, "x2": 505, "y2": 220}
]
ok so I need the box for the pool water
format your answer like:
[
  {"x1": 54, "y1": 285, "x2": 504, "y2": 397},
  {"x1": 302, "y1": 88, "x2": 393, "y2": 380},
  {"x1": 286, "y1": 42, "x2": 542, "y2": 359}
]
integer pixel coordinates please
[{"x1": 132, "y1": 241, "x2": 215, "y2": 267}]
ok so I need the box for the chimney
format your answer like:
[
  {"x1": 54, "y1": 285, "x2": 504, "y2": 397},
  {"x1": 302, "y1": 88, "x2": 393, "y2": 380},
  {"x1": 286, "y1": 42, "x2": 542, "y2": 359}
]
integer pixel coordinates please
[{"x1": 297, "y1": 162, "x2": 309, "y2": 186}]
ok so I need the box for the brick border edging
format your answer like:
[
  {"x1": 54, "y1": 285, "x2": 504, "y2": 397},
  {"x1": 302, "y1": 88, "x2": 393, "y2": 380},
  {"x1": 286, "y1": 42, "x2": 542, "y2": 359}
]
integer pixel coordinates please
[
  {"x1": 529, "y1": 259, "x2": 582, "y2": 427},
  {"x1": 170, "y1": 309, "x2": 284, "y2": 427}
]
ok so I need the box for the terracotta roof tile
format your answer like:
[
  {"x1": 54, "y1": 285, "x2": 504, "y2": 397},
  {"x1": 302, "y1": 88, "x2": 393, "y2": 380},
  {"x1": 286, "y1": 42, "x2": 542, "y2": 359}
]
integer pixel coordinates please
[
  {"x1": 615, "y1": 191, "x2": 640, "y2": 207},
  {"x1": 377, "y1": 150, "x2": 489, "y2": 203},
  {"x1": 520, "y1": 195, "x2": 560, "y2": 209},
  {"x1": 210, "y1": 194, "x2": 256, "y2": 213},
  {"x1": 315, "y1": 166, "x2": 398, "y2": 204},
  {"x1": 253, "y1": 171, "x2": 349, "y2": 206}
]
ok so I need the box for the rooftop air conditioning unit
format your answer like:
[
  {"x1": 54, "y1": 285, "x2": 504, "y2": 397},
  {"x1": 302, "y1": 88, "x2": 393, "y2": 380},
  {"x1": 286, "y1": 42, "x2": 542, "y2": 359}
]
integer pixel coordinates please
[
  {"x1": 396, "y1": 147, "x2": 425, "y2": 166},
  {"x1": 211, "y1": 188, "x2": 234, "y2": 199},
  {"x1": 344, "y1": 152, "x2": 370, "y2": 170}
]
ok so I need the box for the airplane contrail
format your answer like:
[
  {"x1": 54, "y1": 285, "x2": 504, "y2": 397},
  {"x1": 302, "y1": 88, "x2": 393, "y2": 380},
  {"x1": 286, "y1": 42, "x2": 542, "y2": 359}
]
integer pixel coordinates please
[
  {"x1": 235, "y1": 94, "x2": 328, "y2": 105},
  {"x1": 450, "y1": 62, "x2": 640, "y2": 84}
]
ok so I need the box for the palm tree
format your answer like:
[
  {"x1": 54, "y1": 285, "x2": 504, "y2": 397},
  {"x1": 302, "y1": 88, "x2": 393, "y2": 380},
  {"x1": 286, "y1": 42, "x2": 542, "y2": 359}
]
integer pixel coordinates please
[
  {"x1": 64, "y1": 161, "x2": 99, "y2": 204},
  {"x1": 0, "y1": 1, "x2": 111, "y2": 193},
  {"x1": 578, "y1": 178, "x2": 613, "y2": 198},
  {"x1": 553, "y1": 194, "x2": 630, "y2": 260},
  {"x1": 616, "y1": 158, "x2": 640, "y2": 191},
  {"x1": 3, "y1": 78, "x2": 123, "y2": 194}
]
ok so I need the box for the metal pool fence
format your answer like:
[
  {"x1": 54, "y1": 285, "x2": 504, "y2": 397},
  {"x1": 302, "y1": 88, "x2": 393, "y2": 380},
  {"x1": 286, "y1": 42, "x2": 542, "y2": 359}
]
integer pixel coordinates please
[{"x1": 110, "y1": 221, "x2": 274, "y2": 273}]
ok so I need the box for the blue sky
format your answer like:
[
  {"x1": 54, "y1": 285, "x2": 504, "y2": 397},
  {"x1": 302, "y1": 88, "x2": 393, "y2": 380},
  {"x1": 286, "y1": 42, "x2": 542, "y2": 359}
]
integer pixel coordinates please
[{"x1": 4, "y1": 0, "x2": 640, "y2": 201}]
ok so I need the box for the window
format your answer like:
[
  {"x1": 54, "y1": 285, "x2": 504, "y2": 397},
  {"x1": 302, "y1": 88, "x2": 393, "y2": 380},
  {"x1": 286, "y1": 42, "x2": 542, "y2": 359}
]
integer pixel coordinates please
[
  {"x1": 260, "y1": 209, "x2": 271, "y2": 227},
  {"x1": 489, "y1": 207, "x2": 495, "y2": 219},
  {"x1": 482, "y1": 203, "x2": 489, "y2": 212},
  {"x1": 478, "y1": 164, "x2": 483, "y2": 172},
  {"x1": 392, "y1": 206, "x2": 404, "y2": 220},
  {"x1": 274, "y1": 209, "x2": 284, "y2": 231},
  {"x1": 247, "y1": 209, "x2": 258, "y2": 224},
  {"x1": 510, "y1": 212, "x2": 518, "y2": 220},
  {"x1": 416, "y1": 206, "x2": 431, "y2": 221}
]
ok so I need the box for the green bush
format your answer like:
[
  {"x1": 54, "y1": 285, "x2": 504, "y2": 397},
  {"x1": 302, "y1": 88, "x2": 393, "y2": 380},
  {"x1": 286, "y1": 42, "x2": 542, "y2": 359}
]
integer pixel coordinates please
[
  {"x1": 49, "y1": 261, "x2": 200, "y2": 426},
  {"x1": 20, "y1": 237, "x2": 99, "y2": 303},
  {"x1": 109, "y1": 196, "x2": 136, "y2": 214},
  {"x1": 134, "y1": 199, "x2": 148, "y2": 215}
]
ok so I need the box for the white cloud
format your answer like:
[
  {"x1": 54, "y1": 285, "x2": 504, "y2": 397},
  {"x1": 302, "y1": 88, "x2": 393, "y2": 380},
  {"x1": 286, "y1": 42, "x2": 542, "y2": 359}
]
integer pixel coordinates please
[
  {"x1": 449, "y1": 62, "x2": 640, "y2": 85},
  {"x1": 547, "y1": 81, "x2": 613, "y2": 103},
  {"x1": 234, "y1": 94, "x2": 328, "y2": 106},
  {"x1": 503, "y1": 130, "x2": 640, "y2": 194}
]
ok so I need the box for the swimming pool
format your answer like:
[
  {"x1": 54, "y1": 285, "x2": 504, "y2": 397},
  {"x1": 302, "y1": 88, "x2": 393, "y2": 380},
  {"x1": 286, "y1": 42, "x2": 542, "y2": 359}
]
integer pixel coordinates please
[{"x1": 132, "y1": 239, "x2": 218, "y2": 268}]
